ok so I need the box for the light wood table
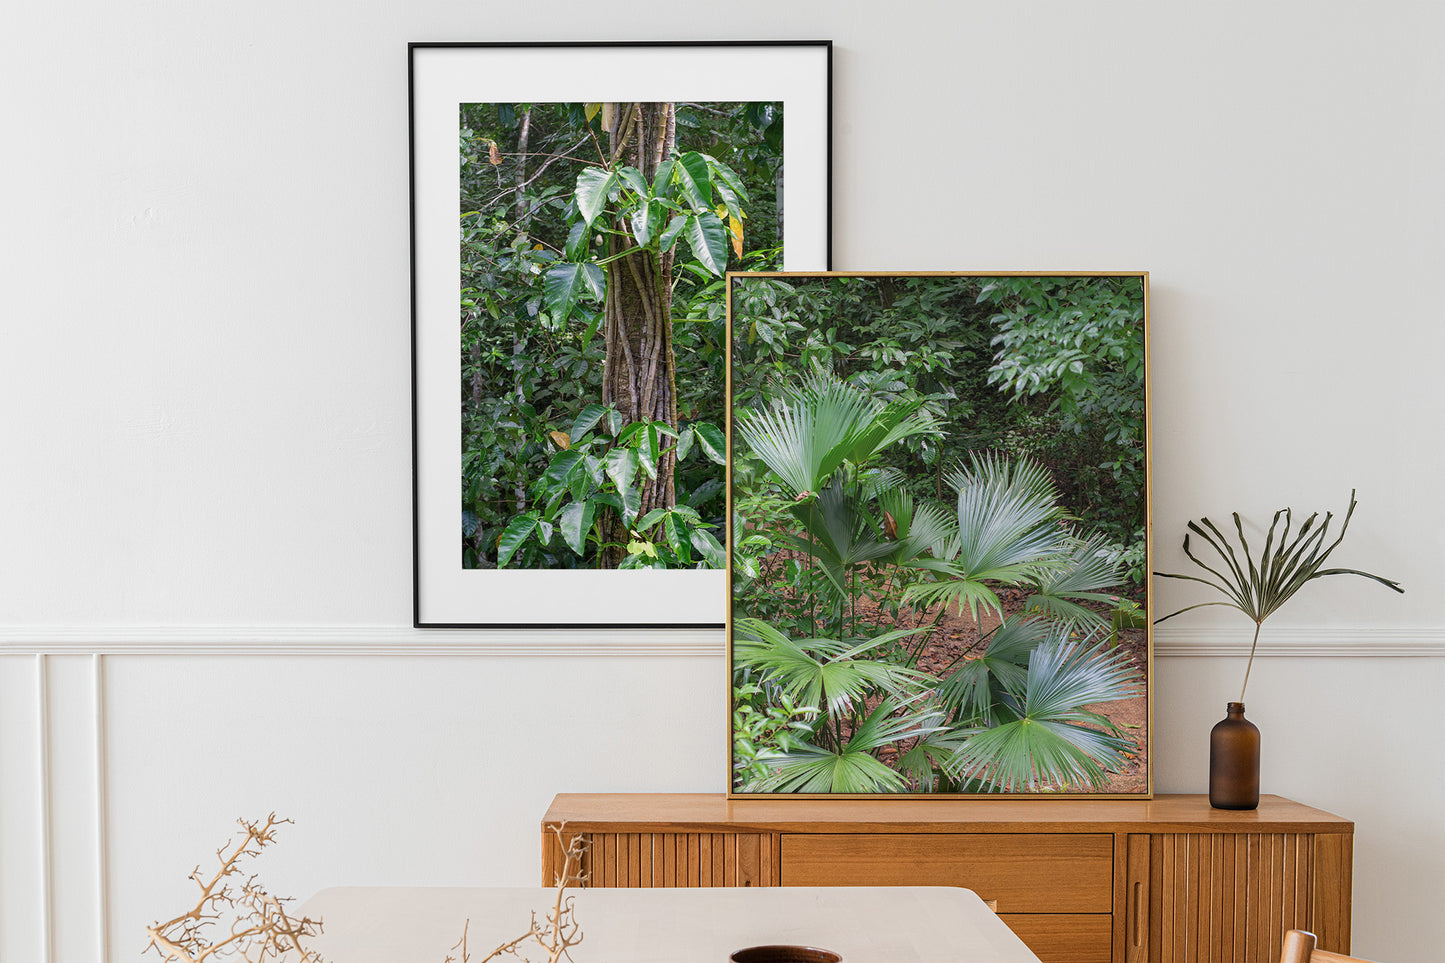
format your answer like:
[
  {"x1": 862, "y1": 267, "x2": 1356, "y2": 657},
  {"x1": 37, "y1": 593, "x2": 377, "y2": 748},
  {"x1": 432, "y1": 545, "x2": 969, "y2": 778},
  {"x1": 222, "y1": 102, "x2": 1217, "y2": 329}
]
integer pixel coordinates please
[{"x1": 295, "y1": 885, "x2": 1042, "y2": 962}]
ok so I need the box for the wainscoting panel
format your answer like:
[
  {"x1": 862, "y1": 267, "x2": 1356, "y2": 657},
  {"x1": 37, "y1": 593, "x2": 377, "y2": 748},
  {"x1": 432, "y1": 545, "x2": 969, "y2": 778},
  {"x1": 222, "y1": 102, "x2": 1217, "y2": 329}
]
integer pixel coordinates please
[
  {"x1": 0, "y1": 656, "x2": 45, "y2": 963},
  {"x1": 0, "y1": 634, "x2": 1440, "y2": 963},
  {"x1": 45, "y1": 655, "x2": 104, "y2": 963}
]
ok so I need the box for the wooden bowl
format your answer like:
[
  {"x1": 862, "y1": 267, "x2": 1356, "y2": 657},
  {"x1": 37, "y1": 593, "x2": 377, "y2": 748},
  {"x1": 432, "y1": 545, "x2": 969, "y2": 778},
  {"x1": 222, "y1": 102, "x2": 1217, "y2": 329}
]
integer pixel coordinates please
[{"x1": 729, "y1": 946, "x2": 842, "y2": 963}]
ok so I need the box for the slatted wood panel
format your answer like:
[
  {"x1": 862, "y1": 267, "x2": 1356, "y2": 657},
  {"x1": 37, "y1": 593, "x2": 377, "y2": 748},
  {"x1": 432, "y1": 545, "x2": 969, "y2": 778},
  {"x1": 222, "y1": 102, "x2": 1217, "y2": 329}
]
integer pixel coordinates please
[
  {"x1": 544, "y1": 831, "x2": 778, "y2": 887},
  {"x1": 1140, "y1": 832, "x2": 1324, "y2": 963}
]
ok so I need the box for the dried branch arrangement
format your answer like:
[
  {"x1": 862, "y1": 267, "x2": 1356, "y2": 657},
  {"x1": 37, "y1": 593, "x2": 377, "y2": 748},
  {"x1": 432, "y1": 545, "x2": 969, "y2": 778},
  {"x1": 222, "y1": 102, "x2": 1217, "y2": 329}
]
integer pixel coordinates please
[
  {"x1": 148, "y1": 818, "x2": 589, "y2": 963},
  {"x1": 144, "y1": 814, "x2": 325, "y2": 963},
  {"x1": 445, "y1": 828, "x2": 590, "y2": 963}
]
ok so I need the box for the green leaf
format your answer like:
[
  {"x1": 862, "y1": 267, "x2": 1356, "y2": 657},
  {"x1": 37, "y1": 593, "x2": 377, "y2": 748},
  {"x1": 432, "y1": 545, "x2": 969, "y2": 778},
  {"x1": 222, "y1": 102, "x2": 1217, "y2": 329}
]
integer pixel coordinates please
[
  {"x1": 943, "y1": 639, "x2": 1141, "y2": 792},
  {"x1": 583, "y1": 453, "x2": 604, "y2": 489},
  {"x1": 683, "y1": 477, "x2": 723, "y2": 508},
  {"x1": 667, "y1": 504, "x2": 702, "y2": 524},
  {"x1": 575, "y1": 167, "x2": 620, "y2": 226},
  {"x1": 539, "y1": 449, "x2": 586, "y2": 496},
  {"x1": 495, "y1": 513, "x2": 539, "y2": 567},
  {"x1": 564, "y1": 219, "x2": 590, "y2": 261},
  {"x1": 580, "y1": 313, "x2": 602, "y2": 353},
  {"x1": 636, "y1": 424, "x2": 661, "y2": 479},
  {"x1": 651, "y1": 158, "x2": 675, "y2": 198},
  {"x1": 570, "y1": 404, "x2": 610, "y2": 442},
  {"x1": 657, "y1": 215, "x2": 687, "y2": 255},
  {"x1": 684, "y1": 212, "x2": 728, "y2": 276},
  {"x1": 636, "y1": 508, "x2": 669, "y2": 531},
  {"x1": 693, "y1": 421, "x2": 727, "y2": 465},
  {"x1": 630, "y1": 198, "x2": 663, "y2": 247},
  {"x1": 605, "y1": 448, "x2": 641, "y2": 521},
  {"x1": 690, "y1": 528, "x2": 726, "y2": 568},
  {"x1": 559, "y1": 499, "x2": 596, "y2": 556},
  {"x1": 674, "y1": 151, "x2": 712, "y2": 209},
  {"x1": 580, "y1": 262, "x2": 604, "y2": 300},
  {"x1": 626, "y1": 539, "x2": 658, "y2": 559},
  {"x1": 734, "y1": 620, "x2": 931, "y2": 720},
  {"x1": 616, "y1": 165, "x2": 650, "y2": 198},
  {"x1": 748, "y1": 699, "x2": 921, "y2": 794},
  {"x1": 664, "y1": 513, "x2": 692, "y2": 565},
  {"x1": 615, "y1": 421, "x2": 647, "y2": 446},
  {"x1": 590, "y1": 492, "x2": 622, "y2": 512},
  {"x1": 703, "y1": 153, "x2": 750, "y2": 217},
  {"x1": 675, "y1": 426, "x2": 695, "y2": 463},
  {"x1": 543, "y1": 263, "x2": 604, "y2": 324}
]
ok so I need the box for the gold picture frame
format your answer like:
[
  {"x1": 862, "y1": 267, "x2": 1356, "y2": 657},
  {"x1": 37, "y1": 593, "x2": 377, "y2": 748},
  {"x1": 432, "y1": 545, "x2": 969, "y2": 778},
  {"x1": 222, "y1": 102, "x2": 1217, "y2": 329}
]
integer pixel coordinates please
[{"x1": 726, "y1": 271, "x2": 1152, "y2": 797}]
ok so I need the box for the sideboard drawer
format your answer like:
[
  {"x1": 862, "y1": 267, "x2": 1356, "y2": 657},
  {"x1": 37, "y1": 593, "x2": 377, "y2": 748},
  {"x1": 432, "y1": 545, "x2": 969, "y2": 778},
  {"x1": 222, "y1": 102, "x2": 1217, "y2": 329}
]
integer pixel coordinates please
[
  {"x1": 780, "y1": 833, "x2": 1112, "y2": 913},
  {"x1": 1003, "y1": 914, "x2": 1113, "y2": 963}
]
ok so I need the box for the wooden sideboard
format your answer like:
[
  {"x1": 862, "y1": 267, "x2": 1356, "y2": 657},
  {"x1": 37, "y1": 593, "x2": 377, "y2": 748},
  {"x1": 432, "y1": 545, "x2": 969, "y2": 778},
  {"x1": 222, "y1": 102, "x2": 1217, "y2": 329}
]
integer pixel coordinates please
[{"x1": 541, "y1": 793, "x2": 1353, "y2": 963}]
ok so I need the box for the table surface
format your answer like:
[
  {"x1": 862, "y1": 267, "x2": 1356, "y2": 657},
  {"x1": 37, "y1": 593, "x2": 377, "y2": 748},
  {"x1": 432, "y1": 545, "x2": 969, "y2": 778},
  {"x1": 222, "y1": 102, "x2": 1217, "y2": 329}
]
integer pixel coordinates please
[{"x1": 294, "y1": 885, "x2": 1043, "y2": 963}]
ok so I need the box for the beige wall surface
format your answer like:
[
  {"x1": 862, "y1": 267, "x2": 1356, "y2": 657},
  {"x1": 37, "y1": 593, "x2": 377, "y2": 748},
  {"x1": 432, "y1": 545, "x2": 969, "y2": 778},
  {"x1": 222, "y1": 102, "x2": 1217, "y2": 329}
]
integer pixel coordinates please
[{"x1": 2, "y1": 1, "x2": 1442, "y2": 961}]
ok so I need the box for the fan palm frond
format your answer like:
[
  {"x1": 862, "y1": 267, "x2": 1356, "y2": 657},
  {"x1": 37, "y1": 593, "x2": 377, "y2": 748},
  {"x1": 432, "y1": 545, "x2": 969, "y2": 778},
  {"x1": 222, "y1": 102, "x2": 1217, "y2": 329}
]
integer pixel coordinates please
[
  {"x1": 1023, "y1": 532, "x2": 1125, "y2": 631},
  {"x1": 749, "y1": 699, "x2": 929, "y2": 794},
  {"x1": 901, "y1": 452, "x2": 1070, "y2": 621},
  {"x1": 943, "y1": 638, "x2": 1142, "y2": 792},
  {"x1": 734, "y1": 372, "x2": 874, "y2": 497},
  {"x1": 934, "y1": 615, "x2": 1054, "y2": 724},
  {"x1": 734, "y1": 371, "x2": 939, "y2": 498},
  {"x1": 874, "y1": 489, "x2": 957, "y2": 567},
  {"x1": 1155, "y1": 490, "x2": 1402, "y2": 699},
  {"x1": 894, "y1": 710, "x2": 972, "y2": 793},
  {"x1": 733, "y1": 618, "x2": 931, "y2": 718},
  {"x1": 946, "y1": 451, "x2": 1069, "y2": 578}
]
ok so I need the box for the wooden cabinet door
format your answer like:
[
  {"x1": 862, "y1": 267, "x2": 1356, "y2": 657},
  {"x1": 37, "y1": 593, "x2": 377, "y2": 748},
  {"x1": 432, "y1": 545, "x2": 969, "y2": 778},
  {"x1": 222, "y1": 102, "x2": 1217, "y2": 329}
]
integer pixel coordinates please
[{"x1": 1125, "y1": 832, "x2": 1352, "y2": 962}]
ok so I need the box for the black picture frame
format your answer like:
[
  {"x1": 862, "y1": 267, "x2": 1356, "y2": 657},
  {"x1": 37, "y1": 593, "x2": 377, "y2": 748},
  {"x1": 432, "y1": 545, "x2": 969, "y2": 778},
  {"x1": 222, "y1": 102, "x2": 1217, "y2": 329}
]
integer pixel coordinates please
[{"x1": 411, "y1": 42, "x2": 833, "y2": 628}]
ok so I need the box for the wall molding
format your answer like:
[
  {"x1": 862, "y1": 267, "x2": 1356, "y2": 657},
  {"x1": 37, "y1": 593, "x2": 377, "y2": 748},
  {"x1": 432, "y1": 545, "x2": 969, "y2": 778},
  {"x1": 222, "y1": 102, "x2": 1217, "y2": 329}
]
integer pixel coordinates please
[
  {"x1": 0, "y1": 626, "x2": 728, "y2": 656},
  {"x1": 0, "y1": 625, "x2": 1442, "y2": 657},
  {"x1": 1153, "y1": 626, "x2": 1445, "y2": 657}
]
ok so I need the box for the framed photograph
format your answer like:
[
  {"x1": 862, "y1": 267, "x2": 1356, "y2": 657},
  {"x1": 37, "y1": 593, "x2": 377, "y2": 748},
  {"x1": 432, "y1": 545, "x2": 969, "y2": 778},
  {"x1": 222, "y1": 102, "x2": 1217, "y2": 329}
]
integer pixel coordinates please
[
  {"x1": 727, "y1": 272, "x2": 1152, "y2": 796},
  {"x1": 411, "y1": 42, "x2": 832, "y2": 627}
]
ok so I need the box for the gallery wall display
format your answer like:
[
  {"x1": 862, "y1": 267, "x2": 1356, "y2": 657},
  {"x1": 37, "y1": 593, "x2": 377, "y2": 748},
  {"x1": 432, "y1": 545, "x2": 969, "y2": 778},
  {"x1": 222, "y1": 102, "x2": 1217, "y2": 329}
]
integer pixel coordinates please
[
  {"x1": 411, "y1": 42, "x2": 832, "y2": 627},
  {"x1": 726, "y1": 271, "x2": 1152, "y2": 796}
]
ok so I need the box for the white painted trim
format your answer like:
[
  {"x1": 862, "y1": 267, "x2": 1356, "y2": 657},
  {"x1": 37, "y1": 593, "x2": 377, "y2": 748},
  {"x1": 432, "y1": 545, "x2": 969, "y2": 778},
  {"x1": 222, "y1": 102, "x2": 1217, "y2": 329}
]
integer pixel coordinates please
[
  {"x1": 1154, "y1": 626, "x2": 1445, "y2": 657},
  {"x1": 36, "y1": 655, "x2": 53, "y2": 963},
  {"x1": 93, "y1": 654, "x2": 111, "y2": 963},
  {"x1": 0, "y1": 625, "x2": 1440, "y2": 657},
  {"x1": 0, "y1": 626, "x2": 727, "y2": 656}
]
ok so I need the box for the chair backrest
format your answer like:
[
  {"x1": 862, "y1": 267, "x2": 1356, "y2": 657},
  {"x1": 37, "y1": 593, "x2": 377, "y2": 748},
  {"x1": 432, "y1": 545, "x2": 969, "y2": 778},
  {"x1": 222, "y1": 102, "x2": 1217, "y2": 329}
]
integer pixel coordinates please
[{"x1": 1280, "y1": 929, "x2": 1380, "y2": 963}]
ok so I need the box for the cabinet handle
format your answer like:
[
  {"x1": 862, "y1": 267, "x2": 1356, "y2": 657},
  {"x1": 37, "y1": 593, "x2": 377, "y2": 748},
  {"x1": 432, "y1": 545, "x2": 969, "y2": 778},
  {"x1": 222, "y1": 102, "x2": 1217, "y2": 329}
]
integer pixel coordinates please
[{"x1": 1131, "y1": 881, "x2": 1143, "y2": 947}]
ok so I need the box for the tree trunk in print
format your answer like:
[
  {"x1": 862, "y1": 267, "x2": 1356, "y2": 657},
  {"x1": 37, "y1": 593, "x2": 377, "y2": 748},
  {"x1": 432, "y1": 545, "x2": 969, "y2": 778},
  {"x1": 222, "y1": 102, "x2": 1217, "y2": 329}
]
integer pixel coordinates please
[
  {"x1": 601, "y1": 102, "x2": 678, "y2": 567},
  {"x1": 511, "y1": 107, "x2": 533, "y2": 514}
]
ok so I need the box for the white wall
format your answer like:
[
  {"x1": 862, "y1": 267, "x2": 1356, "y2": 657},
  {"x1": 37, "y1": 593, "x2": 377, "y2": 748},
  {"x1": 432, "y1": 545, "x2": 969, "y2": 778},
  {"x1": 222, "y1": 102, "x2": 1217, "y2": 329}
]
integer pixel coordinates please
[{"x1": 2, "y1": 1, "x2": 1441, "y2": 961}]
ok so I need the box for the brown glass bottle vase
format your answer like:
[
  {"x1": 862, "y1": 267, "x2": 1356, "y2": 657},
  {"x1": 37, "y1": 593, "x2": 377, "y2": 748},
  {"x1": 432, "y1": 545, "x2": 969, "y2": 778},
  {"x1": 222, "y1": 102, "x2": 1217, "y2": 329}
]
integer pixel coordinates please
[{"x1": 1209, "y1": 702, "x2": 1260, "y2": 810}]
